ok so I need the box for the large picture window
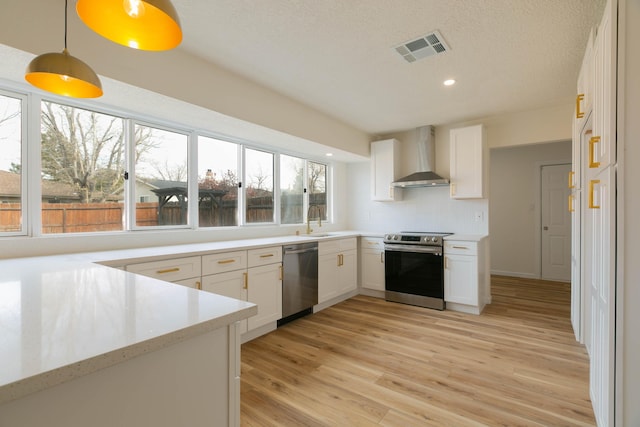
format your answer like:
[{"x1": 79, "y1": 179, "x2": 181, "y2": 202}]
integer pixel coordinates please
[
  {"x1": 244, "y1": 148, "x2": 274, "y2": 224},
  {"x1": 40, "y1": 101, "x2": 125, "y2": 233},
  {"x1": 198, "y1": 136, "x2": 239, "y2": 227},
  {"x1": 308, "y1": 161, "x2": 327, "y2": 222},
  {"x1": 0, "y1": 92, "x2": 23, "y2": 234},
  {"x1": 133, "y1": 124, "x2": 189, "y2": 227}
]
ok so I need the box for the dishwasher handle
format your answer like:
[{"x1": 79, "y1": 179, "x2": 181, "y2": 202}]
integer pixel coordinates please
[{"x1": 283, "y1": 247, "x2": 319, "y2": 255}]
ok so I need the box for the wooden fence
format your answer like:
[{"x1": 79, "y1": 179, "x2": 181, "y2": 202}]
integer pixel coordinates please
[{"x1": 0, "y1": 193, "x2": 326, "y2": 233}]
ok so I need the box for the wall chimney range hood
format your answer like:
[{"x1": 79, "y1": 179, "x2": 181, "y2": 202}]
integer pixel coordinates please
[{"x1": 392, "y1": 125, "x2": 449, "y2": 188}]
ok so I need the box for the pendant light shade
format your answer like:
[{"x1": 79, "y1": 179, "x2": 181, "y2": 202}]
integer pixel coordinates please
[
  {"x1": 25, "y1": 49, "x2": 103, "y2": 98},
  {"x1": 76, "y1": 0, "x2": 182, "y2": 51},
  {"x1": 24, "y1": 0, "x2": 103, "y2": 98}
]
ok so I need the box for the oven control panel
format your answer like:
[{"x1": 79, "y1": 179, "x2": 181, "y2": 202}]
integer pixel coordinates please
[{"x1": 384, "y1": 233, "x2": 451, "y2": 246}]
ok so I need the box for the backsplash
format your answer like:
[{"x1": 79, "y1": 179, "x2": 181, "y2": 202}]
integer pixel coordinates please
[{"x1": 346, "y1": 162, "x2": 488, "y2": 234}]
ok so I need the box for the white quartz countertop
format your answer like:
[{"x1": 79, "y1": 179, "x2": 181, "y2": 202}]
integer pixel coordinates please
[{"x1": 0, "y1": 256, "x2": 256, "y2": 405}]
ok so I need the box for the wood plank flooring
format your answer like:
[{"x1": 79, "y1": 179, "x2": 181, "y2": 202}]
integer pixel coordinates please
[{"x1": 240, "y1": 275, "x2": 595, "y2": 426}]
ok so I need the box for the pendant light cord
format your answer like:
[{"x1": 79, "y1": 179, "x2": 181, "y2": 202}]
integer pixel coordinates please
[{"x1": 64, "y1": 0, "x2": 68, "y2": 50}]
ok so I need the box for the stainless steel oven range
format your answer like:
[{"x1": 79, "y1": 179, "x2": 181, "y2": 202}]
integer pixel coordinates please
[{"x1": 384, "y1": 231, "x2": 452, "y2": 310}]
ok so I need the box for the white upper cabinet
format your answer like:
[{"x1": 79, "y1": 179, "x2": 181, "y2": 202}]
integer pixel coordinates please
[
  {"x1": 371, "y1": 139, "x2": 402, "y2": 201},
  {"x1": 449, "y1": 124, "x2": 485, "y2": 199},
  {"x1": 576, "y1": 29, "x2": 595, "y2": 129}
]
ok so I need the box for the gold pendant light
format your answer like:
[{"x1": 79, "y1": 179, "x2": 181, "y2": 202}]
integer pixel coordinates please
[
  {"x1": 25, "y1": 0, "x2": 103, "y2": 98},
  {"x1": 76, "y1": 0, "x2": 182, "y2": 51}
]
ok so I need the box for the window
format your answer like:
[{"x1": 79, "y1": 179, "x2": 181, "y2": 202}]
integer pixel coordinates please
[
  {"x1": 0, "y1": 92, "x2": 23, "y2": 234},
  {"x1": 308, "y1": 161, "x2": 327, "y2": 222},
  {"x1": 197, "y1": 136, "x2": 239, "y2": 227},
  {"x1": 40, "y1": 101, "x2": 125, "y2": 233},
  {"x1": 244, "y1": 148, "x2": 274, "y2": 224},
  {"x1": 134, "y1": 124, "x2": 189, "y2": 227},
  {"x1": 280, "y1": 154, "x2": 304, "y2": 224}
]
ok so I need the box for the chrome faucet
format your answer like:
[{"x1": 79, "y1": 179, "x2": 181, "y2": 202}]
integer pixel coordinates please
[{"x1": 306, "y1": 205, "x2": 322, "y2": 234}]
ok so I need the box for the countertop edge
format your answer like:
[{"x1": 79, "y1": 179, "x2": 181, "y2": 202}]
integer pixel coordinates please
[{"x1": 0, "y1": 304, "x2": 257, "y2": 406}]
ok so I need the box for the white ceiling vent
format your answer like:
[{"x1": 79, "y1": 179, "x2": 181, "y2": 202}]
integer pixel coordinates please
[{"x1": 394, "y1": 30, "x2": 450, "y2": 63}]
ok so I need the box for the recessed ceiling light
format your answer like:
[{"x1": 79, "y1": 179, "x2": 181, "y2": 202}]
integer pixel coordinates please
[
  {"x1": 444, "y1": 79, "x2": 456, "y2": 86},
  {"x1": 326, "y1": 153, "x2": 334, "y2": 157}
]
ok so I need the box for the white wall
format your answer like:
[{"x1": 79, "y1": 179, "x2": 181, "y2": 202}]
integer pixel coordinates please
[
  {"x1": 489, "y1": 141, "x2": 571, "y2": 278},
  {"x1": 618, "y1": 0, "x2": 640, "y2": 424}
]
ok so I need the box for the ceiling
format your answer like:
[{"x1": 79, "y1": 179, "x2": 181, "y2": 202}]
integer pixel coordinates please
[{"x1": 172, "y1": 0, "x2": 605, "y2": 135}]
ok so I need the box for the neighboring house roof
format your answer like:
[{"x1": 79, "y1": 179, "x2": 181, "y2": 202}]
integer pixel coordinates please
[{"x1": 0, "y1": 170, "x2": 81, "y2": 200}]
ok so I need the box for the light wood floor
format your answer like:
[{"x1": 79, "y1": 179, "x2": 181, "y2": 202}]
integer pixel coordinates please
[{"x1": 240, "y1": 276, "x2": 595, "y2": 426}]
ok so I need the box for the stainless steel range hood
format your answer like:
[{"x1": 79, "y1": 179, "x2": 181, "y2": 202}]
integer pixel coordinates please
[{"x1": 392, "y1": 125, "x2": 449, "y2": 188}]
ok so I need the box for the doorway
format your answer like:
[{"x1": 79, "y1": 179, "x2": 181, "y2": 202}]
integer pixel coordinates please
[{"x1": 540, "y1": 163, "x2": 571, "y2": 281}]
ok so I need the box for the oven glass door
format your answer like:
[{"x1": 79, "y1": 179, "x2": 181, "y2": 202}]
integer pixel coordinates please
[{"x1": 384, "y1": 247, "x2": 444, "y2": 299}]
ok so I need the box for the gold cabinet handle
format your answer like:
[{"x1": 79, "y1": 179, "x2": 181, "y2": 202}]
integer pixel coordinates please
[
  {"x1": 568, "y1": 171, "x2": 575, "y2": 189},
  {"x1": 279, "y1": 265, "x2": 283, "y2": 281},
  {"x1": 568, "y1": 195, "x2": 574, "y2": 213},
  {"x1": 218, "y1": 259, "x2": 236, "y2": 265},
  {"x1": 576, "y1": 94, "x2": 585, "y2": 119},
  {"x1": 243, "y1": 272, "x2": 248, "y2": 289},
  {"x1": 452, "y1": 246, "x2": 468, "y2": 250},
  {"x1": 589, "y1": 180, "x2": 601, "y2": 209},
  {"x1": 157, "y1": 267, "x2": 180, "y2": 274},
  {"x1": 589, "y1": 136, "x2": 601, "y2": 168},
  {"x1": 450, "y1": 183, "x2": 456, "y2": 196},
  {"x1": 196, "y1": 281, "x2": 202, "y2": 290},
  {"x1": 380, "y1": 252, "x2": 384, "y2": 263},
  {"x1": 259, "y1": 253, "x2": 274, "y2": 258},
  {"x1": 444, "y1": 257, "x2": 449, "y2": 269}
]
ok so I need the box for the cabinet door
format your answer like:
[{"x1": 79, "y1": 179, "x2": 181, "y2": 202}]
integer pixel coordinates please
[
  {"x1": 361, "y1": 246, "x2": 385, "y2": 291},
  {"x1": 247, "y1": 263, "x2": 283, "y2": 330},
  {"x1": 318, "y1": 253, "x2": 340, "y2": 303},
  {"x1": 450, "y1": 125, "x2": 484, "y2": 199},
  {"x1": 201, "y1": 270, "x2": 248, "y2": 334},
  {"x1": 371, "y1": 139, "x2": 401, "y2": 201},
  {"x1": 444, "y1": 254, "x2": 478, "y2": 306},
  {"x1": 337, "y1": 250, "x2": 358, "y2": 295}
]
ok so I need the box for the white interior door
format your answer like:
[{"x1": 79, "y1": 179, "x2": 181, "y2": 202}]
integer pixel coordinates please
[{"x1": 541, "y1": 164, "x2": 572, "y2": 281}]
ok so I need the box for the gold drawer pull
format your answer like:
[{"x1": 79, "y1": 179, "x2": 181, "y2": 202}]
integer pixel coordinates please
[
  {"x1": 576, "y1": 94, "x2": 585, "y2": 119},
  {"x1": 589, "y1": 180, "x2": 601, "y2": 209},
  {"x1": 568, "y1": 171, "x2": 575, "y2": 189},
  {"x1": 589, "y1": 136, "x2": 601, "y2": 168},
  {"x1": 452, "y1": 246, "x2": 468, "y2": 250},
  {"x1": 157, "y1": 267, "x2": 180, "y2": 274},
  {"x1": 380, "y1": 252, "x2": 384, "y2": 263},
  {"x1": 218, "y1": 259, "x2": 236, "y2": 265},
  {"x1": 259, "y1": 253, "x2": 274, "y2": 258}
]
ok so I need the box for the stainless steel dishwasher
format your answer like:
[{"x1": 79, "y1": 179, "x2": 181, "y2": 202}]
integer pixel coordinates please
[{"x1": 279, "y1": 241, "x2": 318, "y2": 325}]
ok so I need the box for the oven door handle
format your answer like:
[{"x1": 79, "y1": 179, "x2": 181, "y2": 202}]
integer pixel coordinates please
[{"x1": 384, "y1": 244, "x2": 442, "y2": 255}]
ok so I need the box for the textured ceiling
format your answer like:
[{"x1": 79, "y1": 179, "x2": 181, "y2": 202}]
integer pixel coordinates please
[{"x1": 173, "y1": 0, "x2": 605, "y2": 135}]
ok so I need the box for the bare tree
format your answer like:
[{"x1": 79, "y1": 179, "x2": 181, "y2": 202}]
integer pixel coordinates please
[{"x1": 40, "y1": 102, "x2": 154, "y2": 203}]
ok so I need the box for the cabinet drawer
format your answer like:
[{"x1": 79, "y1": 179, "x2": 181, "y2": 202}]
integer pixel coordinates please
[
  {"x1": 361, "y1": 237, "x2": 383, "y2": 250},
  {"x1": 319, "y1": 237, "x2": 357, "y2": 255},
  {"x1": 126, "y1": 256, "x2": 201, "y2": 282},
  {"x1": 202, "y1": 251, "x2": 248, "y2": 275},
  {"x1": 247, "y1": 246, "x2": 282, "y2": 267},
  {"x1": 444, "y1": 241, "x2": 478, "y2": 256}
]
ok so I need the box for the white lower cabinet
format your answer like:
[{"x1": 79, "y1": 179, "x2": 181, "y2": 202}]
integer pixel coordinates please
[
  {"x1": 444, "y1": 238, "x2": 488, "y2": 314},
  {"x1": 319, "y1": 238, "x2": 357, "y2": 303},
  {"x1": 201, "y1": 246, "x2": 282, "y2": 336},
  {"x1": 360, "y1": 237, "x2": 385, "y2": 292}
]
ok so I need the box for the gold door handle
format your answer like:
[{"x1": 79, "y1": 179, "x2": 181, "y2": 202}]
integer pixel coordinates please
[
  {"x1": 218, "y1": 259, "x2": 236, "y2": 265},
  {"x1": 576, "y1": 94, "x2": 585, "y2": 119},
  {"x1": 196, "y1": 281, "x2": 202, "y2": 290},
  {"x1": 279, "y1": 265, "x2": 283, "y2": 281},
  {"x1": 450, "y1": 183, "x2": 456, "y2": 196},
  {"x1": 589, "y1": 180, "x2": 601, "y2": 209},
  {"x1": 243, "y1": 272, "x2": 248, "y2": 289},
  {"x1": 444, "y1": 257, "x2": 449, "y2": 269},
  {"x1": 568, "y1": 195, "x2": 574, "y2": 213},
  {"x1": 568, "y1": 171, "x2": 575, "y2": 189},
  {"x1": 380, "y1": 252, "x2": 384, "y2": 263},
  {"x1": 259, "y1": 253, "x2": 274, "y2": 258},
  {"x1": 589, "y1": 136, "x2": 601, "y2": 168},
  {"x1": 157, "y1": 267, "x2": 180, "y2": 274}
]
